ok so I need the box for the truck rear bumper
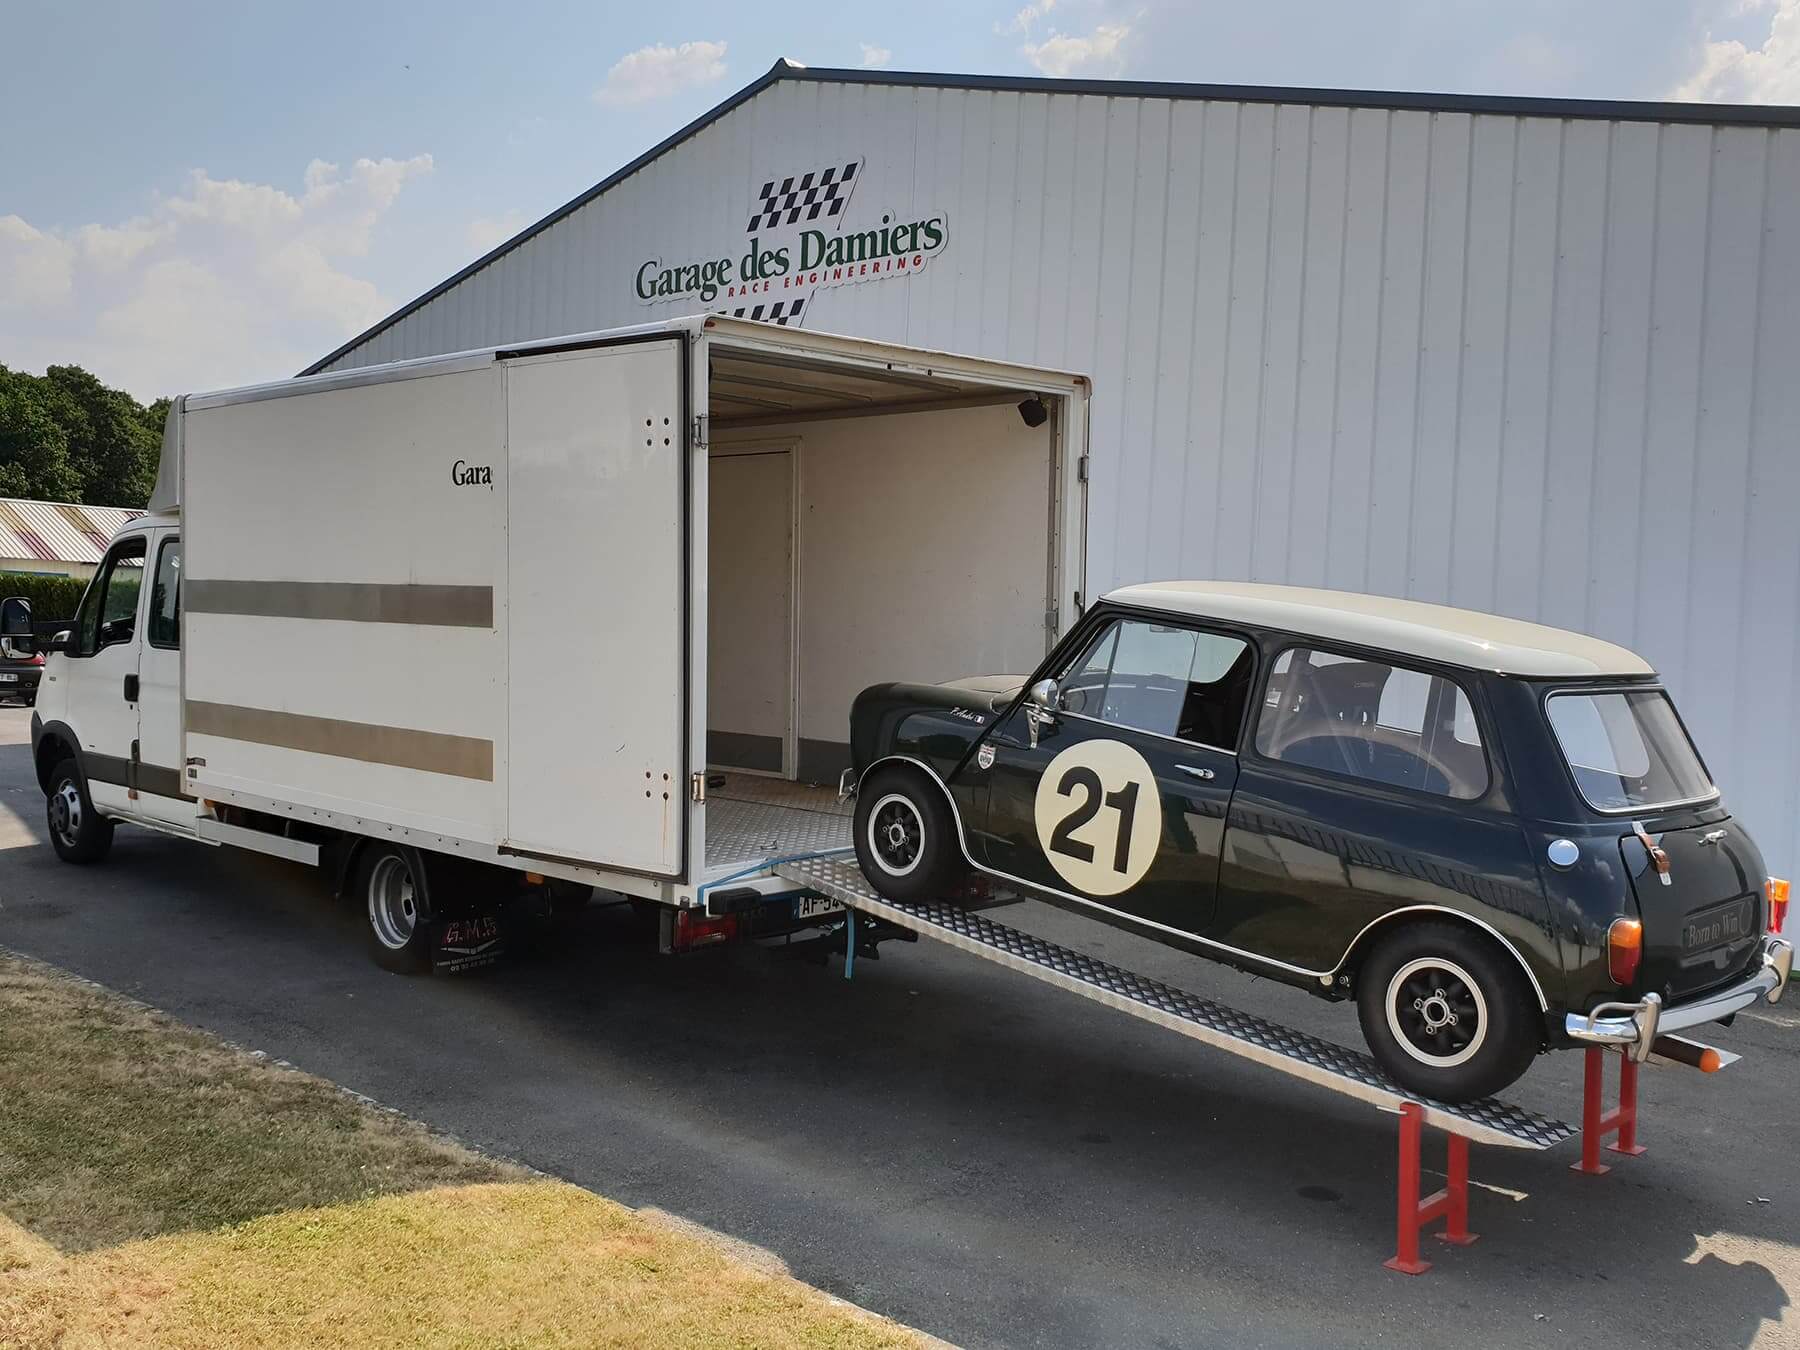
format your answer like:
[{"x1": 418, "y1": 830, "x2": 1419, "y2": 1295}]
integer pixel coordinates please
[{"x1": 1564, "y1": 936, "x2": 1792, "y2": 1061}]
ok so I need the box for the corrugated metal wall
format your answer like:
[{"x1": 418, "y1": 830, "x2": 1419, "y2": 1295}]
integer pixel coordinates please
[{"x1": 325, "y1": 80, "x2": 1800, "y2": 874}]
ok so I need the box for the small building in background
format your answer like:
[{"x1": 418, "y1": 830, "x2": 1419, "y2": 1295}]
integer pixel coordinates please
[{"x1": 0, "y1": 498, "x2": 144, "y2": 581}]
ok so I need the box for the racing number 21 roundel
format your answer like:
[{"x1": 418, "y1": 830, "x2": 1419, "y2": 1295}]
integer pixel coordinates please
[{"x1": 1033, "y1": 740, "x2": 1161, "y2": 896}]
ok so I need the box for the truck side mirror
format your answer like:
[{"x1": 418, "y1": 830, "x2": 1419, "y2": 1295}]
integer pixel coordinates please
[{"x1": 0, "y1": 597, "x2": 33, "y2": 658}]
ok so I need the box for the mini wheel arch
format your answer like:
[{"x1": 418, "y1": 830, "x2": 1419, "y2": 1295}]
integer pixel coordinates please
[
  {"x1": 853, "y1": 755, "x2": 981, "y2": 870},
  {"x1": 1337, "y1": 908, "x2": 1551, "y2": 1017}
]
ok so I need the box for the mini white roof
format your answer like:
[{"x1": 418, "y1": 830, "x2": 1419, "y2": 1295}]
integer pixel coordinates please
[{"x1": 1103, "y1": 581, "x2": 1654, "y2": 679}]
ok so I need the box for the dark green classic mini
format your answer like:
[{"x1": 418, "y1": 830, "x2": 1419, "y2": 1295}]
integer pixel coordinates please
[{"x1": 846, "y1": 581, "x2": 1793, "y2": 1103}]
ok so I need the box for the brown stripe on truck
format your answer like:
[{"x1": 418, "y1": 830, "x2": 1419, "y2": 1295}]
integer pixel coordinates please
[
  {"x1": 184, "y1": 580, "x2": 493, "y2": 628},
  {"x1": 185, "y1": 702, "x2": 494, "y2": 781}
]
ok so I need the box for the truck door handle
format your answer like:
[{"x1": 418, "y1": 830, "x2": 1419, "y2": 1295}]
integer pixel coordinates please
[
  {"x1": 1176, "y1": 764, "x2": 1214, "y2": 781},
  {"x1": 122, "y1": 674, "x2": 138, "y2": 703}
]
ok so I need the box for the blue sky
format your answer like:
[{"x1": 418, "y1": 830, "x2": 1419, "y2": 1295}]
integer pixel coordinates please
[{"x1": 4, "y1": 0, "x2": 1796, "y2": 398}]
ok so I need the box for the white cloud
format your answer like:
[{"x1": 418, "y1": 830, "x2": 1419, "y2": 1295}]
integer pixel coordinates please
[
  {"x1": 859, "y1": 43, "x2": 892, "y2": 68},
  {"x1": 467, "y1": 209, "x2": 530, "y2": 254},
  {"x1": 0, "y1": 156, "x2": 432, "y2": 399},
  {"x1": 1021, "y1": 21, "x2": 1132, "y2": 77},
  {"x1": 593, "y1": 40, "x2": 728, "y2": 106},
  {"x1": 1671, "y1": 0, "x2": 1800, "y2": 101},
  {"x1": 1001, "y1": 0, "x2": 1057, "y2": 35}
]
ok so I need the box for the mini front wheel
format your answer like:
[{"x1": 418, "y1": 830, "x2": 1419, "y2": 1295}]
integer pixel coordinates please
[
  {"x1": 852, "y1": 766, "x2": 967, "y2": 903},
  {"x1": 1356, "y1": 921, "x2": 1541, "y2": 1103}
]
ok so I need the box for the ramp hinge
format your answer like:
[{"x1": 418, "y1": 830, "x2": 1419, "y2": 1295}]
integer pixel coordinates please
[
  {"x1": 1077, "y1": 454, "x2": 1089, "y2": 483},
  {"x1": 691, "y1": 771, "x2": 706, "y2": 803},
  {"x1": 691, "y1": 414, "x2": 708, "y2": 448}
]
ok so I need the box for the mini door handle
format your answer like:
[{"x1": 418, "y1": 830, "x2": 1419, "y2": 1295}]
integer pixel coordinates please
[
  {"x1": 1176, "y1": 764, "x2": 1215, "y2": 781},
  {"x1": 122, "y1": 674, "x2": 138, "y2": 703}
]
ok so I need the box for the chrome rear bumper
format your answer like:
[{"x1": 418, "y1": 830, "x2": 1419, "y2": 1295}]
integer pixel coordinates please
[{"x1": 1565, "y1": 936, "x2": 1792, "y2": 1062}]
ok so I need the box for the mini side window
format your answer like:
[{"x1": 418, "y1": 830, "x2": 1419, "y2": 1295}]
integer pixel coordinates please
[
  {"x1": 148, "y1": 537, "x2": 181, "y2": 650},
  {"x1": 1058, "y1": 617, "x2": 1253, "y2": 751},
  {"x1": 1255, "y1": 647, "x2": 1489, "y2": 800},
  {"x1": 76, "y1": 536, "x2": 147, "y2": 655}
]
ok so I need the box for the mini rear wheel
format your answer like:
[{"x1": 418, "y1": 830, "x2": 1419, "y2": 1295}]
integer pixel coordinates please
[
  {"x1": 358, "y1": 843, "x2": 434, "y2": 974},
  {"x1": 1356, "y1": 921, "x2": 1540, "y2": 1103},
  {"x1": 853, "y1": 766, "x2": 967, "y2": 903},
  {"x1": 46, "y1": 758, "x2": 113, "y2": 864}
]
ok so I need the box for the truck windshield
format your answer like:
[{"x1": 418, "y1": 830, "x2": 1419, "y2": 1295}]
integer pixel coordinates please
[{"x1": 1545, "y1": 688, "x2": 1715, "y2": 813}]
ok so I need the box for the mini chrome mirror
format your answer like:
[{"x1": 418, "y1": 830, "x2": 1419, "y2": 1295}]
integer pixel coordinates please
[{"x1": 1025, "y1": 677, "x2": 1059, "y2": 748}]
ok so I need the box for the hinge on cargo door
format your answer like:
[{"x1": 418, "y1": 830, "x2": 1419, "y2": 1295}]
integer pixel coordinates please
[
  {"x1": 1077, "y1": 454, "x2": 1089, "y2": 483},
  {"x1": 1045, "y1": 604, "x2": 1060, "y2": 632},
  {"x1": 691, "y1": 771, "x2": 707, "y2": 803},
  {"x1": 691, "y1": 414, "x2": 708, "y2": 448}
]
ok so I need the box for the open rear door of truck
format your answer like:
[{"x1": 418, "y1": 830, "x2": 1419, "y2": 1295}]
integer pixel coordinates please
[{"x1": 502, "y1": 337, "x2": 689, "y2": 877}]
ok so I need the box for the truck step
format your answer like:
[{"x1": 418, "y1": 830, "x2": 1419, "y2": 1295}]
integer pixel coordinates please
[{"x1": 776, "y1": 855, "x2": 1574, "y2": 1152}]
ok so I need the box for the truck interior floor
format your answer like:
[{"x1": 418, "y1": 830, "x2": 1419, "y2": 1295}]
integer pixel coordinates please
[{"x1": 705, "y1": 774, "x2": 852, "y2": 873}]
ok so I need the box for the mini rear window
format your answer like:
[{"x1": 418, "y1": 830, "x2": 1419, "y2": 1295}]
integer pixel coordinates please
[{"x1": 1545, "y1": 689, "x2": 1715, "y2": 812}]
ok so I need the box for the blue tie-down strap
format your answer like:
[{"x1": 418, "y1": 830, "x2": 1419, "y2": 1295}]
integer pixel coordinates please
[
  {"x1": 694, "y1": 846, "x2": 854, "y2": 908},
  {"x1": 845, "y1": 909, "x2": 856, "y2": 981}
]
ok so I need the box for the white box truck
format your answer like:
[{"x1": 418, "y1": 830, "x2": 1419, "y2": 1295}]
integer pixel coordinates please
[{"x1": 17, "y1": 317, "x2": 1088, "y2": 969}]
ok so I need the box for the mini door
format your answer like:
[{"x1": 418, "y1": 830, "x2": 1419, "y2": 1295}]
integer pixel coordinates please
[{"x1": 974, "y1": 614, "x2": 1255, "y2": 936}]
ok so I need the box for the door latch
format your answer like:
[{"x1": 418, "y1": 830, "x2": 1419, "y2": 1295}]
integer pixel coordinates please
[{"x1": 122, "y1": 673, "x2": 139, "y2": 703}]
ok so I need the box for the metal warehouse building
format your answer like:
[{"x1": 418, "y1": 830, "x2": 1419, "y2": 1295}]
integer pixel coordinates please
[{"x1": 305, "y1": 61, "x2": 1800, "y2": 872}]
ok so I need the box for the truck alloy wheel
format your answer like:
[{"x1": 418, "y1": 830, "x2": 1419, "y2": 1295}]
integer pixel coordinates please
[
  {"x1": 1355, "y1": 921, "x2": 1540, "y2": 1103},
  {"x1": 852, "y1": 767, "x2": 967, "y2": 903}
]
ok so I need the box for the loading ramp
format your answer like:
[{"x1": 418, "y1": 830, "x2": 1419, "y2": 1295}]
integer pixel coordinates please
[{"x1": 776, "y1": 853, "x2": 1587, "y2": 1273}]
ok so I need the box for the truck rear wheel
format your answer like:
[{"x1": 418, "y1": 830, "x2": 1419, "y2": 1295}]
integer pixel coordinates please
[
  {"x1": 46, "y1": 758, "x2": 113, "y2": 864},
  {"x1": 358, "y1": 843, "x2": 434, "y2": 974},
  {"x1": 853, "y1": 766, "x2": 967, "y2": 903}
]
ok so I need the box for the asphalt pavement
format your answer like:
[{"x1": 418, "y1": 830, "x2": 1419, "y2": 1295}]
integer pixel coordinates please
[{"x1": 0, "y1": 706, "x2": 1795, "y2": 1348}]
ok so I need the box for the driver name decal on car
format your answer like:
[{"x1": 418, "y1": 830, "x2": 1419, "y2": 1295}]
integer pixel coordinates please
[{"x1": 1033, "y1": 739, "x2": 1161, "y2": 896}]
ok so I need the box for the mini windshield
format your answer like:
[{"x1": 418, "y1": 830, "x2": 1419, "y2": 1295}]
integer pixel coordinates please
[{"x1": 1545, "y1": 688, "x2": 1715, "y2": 813}]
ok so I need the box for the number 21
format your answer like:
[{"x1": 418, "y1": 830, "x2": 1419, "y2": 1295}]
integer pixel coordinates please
[{"x1": 1048, "y1": 766, "x2": 1141, "y2": 873}]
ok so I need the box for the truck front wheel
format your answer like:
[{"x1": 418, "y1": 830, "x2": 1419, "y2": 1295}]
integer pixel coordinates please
[
  {"x1": 46, "y1": 758, "x2": 113, "y2": 864},
  {"x1": 358, "y1": 843, "x2": 434, "y2": 974}
]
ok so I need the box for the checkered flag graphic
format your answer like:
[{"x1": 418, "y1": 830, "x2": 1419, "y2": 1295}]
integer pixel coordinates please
[
  {"x1": 746, "y1": 161, "x2": 860, "y2": 233},
  {"x1": 727, "y1": 297, "x2": 807, "y2": 326}
]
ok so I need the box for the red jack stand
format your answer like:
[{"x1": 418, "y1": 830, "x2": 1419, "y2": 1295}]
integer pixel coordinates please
[
  {"x1": 1571, "y1": 1045, "x2": 1645, "y2": 1175},
  {"x1": 1385, "y1": 1102, "x2": 1478, "y2": 1275}
]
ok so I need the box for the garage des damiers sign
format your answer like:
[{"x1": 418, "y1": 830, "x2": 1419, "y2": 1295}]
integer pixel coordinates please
[{"x1": 632, "y1": 159, "x2": 947, "y2": 325}]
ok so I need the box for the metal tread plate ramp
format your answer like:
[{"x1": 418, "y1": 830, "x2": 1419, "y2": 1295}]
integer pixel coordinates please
[{"x1": 777, "y1": 854, "x2": 1585, "y2": 1275}]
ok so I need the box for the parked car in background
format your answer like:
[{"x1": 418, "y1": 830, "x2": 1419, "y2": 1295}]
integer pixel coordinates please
[
  {"x1": 847, "y1": 581, "x2": 1793, "y2": 1103},
  {"x1": 0, "y1": 596, "x2": 42, "y2": 705}
]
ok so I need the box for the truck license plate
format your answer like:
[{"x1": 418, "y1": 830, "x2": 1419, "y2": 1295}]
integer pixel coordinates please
[
  {"x1": 1682, "y1": 897, "x2": 1755, "y2": 953},
  {"x1": 793, "y1": 893, "x2": 843, "y2": 921}
]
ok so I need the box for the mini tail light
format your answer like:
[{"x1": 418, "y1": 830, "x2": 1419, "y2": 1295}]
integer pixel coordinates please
[
  {"x1": 1607, "y1": 917, "x2": 1644, "y2": 986},
  {"x1": 1767, "y1": 877, "x2": 1790, "y2": 935},
  {"x1": 30, "y1": 652, "x2": 43, "y2": 666}
]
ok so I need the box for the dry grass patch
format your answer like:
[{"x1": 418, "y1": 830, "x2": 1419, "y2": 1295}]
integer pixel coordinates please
[
  {"x1": 0, "y1": 1181, "x2": 925, "y2": 1349},
  {"x1": 0, "y1": 952, "x2": 513, "y2": 1252},
  {"x1": 0, "y1": 954, "x2": 933, "y2": 1349}
]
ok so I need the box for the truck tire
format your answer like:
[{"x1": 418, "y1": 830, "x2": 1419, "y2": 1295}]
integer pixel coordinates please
[
  {"x1": 853, "y1": 765, "x2": 968, "y2": 903},
  {"x1": 45, "y1": 758, "x2": 113, "y2": 864},
  {"x1": 1356, "y1": 921, "x2": 1541, "y2": 1104},
  {"x1": 357, "y1": 843, "x2": 434, "y2": 974}
]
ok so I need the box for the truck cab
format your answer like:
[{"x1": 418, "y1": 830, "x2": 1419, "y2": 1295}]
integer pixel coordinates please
[{"x1": 31, "y1": 511, "x2": 190, "y2": 855}]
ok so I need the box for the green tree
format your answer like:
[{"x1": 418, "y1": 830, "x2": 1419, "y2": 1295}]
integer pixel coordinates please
[
  {"x1": 0, "y1": 368, "x2": 82, "y2": 502},
  {"x1": 0, "y1": 363, "x2": 163, "y2": 507}
]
